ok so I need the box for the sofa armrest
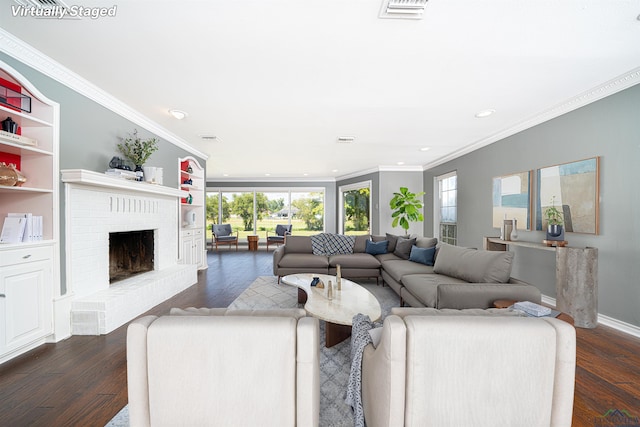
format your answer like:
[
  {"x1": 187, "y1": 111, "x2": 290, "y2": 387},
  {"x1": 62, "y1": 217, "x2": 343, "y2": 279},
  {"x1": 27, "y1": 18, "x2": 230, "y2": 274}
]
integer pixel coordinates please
[
  {"x1": 436, "y1": 282, "x2": 542, "y2": 309},
  {"x1": 273, "y1": 245, "x2": 286, "y2": 275},
  {"x1": 361, "y1": 315, "x2": 406, "y2": 427},
  {"x1": 127, "y1": 315, "x2": 159, "y2": 427}
]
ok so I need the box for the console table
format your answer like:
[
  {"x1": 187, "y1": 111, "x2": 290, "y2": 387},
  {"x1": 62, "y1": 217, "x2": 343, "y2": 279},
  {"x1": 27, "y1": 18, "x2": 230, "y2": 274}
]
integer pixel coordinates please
[{"x1": 483, "y1": 237, "x2": 598, "y2": 329}]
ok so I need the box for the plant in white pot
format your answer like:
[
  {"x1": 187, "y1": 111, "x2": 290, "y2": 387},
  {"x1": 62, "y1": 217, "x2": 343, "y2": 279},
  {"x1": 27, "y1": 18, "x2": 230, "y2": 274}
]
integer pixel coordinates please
[
  {"x1": 117, "y1": 129, "x2": 159, "y2": 179},
  {"x1": 390, "y1": 187, "x2": 425, "y2": 236}
]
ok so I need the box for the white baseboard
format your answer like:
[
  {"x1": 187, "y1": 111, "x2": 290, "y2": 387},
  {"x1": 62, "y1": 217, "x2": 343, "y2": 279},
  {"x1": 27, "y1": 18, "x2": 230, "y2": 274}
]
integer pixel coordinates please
[{"x1": 542, "y1": 294, "x2": 640, "y2": 339}]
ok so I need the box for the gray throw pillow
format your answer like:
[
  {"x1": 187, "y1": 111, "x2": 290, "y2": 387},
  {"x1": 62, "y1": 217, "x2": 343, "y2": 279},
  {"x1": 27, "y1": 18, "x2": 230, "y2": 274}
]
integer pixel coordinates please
[
  {"x1": 393, "y1": 237, "x2": 416, "y2": 260},
  {"x1": 385, "y1": 233, "x2": 401, "y2": 252}
]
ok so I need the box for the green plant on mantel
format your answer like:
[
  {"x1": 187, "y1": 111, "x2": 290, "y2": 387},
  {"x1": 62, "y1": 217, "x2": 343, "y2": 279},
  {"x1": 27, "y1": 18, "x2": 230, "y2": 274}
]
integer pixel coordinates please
[
  {"x1": 117, "y1": 129, "x2": 159, "y2": 166},
  {"x1": 544, "y1": 196, "x2": 564, "y2": 226},
  {"x1": 390, "y1": 187, "x2": 425, "y2": 234}
]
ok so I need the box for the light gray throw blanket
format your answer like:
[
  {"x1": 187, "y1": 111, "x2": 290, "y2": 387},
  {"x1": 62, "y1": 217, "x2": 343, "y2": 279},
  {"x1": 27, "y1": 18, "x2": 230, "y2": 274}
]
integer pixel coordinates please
[{"x1": 345, "y1": 313, "x2": 379, "y2": 427}]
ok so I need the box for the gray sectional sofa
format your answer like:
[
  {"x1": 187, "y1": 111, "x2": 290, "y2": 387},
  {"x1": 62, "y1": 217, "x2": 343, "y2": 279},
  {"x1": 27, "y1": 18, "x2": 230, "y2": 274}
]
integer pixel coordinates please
[{"x1": 273, "y1": 233, "x2": 541, "y2": 309}]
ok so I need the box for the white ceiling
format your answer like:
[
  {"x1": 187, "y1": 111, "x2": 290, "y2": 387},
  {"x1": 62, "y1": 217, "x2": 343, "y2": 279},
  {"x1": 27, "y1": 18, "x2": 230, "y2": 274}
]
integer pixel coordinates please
[{"x1": 1, "y1": 0, "x2": 639, "y2": 181}]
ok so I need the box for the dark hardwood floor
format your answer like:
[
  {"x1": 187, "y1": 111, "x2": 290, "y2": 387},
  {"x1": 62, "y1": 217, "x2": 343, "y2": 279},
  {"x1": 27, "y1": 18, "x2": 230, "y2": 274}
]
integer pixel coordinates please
[{"x1": 1, "y1": 249, "x2": 639, "y2": 426}]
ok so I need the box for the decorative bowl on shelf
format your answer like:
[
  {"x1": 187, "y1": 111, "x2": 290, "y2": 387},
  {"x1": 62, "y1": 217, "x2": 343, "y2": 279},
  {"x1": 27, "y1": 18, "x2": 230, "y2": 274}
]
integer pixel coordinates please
[{"x1": 0, "y1": 161, "x2": 18, "y2": 186}]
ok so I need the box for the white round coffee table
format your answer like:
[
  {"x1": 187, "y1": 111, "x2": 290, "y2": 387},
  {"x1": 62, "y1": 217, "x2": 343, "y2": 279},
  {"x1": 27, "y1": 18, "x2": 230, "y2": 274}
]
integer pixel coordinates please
[{"x1": 281, "y1": 273, "x2": 382, "y2": 347}]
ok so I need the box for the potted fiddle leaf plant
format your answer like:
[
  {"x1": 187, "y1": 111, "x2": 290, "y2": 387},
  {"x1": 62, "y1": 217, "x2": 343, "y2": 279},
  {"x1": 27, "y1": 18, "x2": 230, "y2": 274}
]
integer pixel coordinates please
[
  {"x1": 117, "y1": 129, "x2": 159, "y2": 176},
  {"x1": 544, "y1": 196, "x2": 565, "y2": 241},
  {"x1": 390, "y1": 187, "x2": 425, "y2": 236}
]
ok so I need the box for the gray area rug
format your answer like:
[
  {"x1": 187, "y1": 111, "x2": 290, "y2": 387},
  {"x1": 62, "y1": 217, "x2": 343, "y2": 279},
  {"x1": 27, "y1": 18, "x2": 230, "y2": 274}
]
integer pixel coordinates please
[{"x1": 105, "y1": 275, "x2": 399, "y2": 427}]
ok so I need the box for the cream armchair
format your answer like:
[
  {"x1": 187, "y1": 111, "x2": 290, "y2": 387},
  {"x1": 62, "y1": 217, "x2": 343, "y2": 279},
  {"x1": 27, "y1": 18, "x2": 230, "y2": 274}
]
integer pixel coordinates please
[
  {"x1": 127, "y1": 309, "x2": 319, "y2": 427},
  {"x1": 362, "y1": 308, "x2": 576, "y2": 427}
]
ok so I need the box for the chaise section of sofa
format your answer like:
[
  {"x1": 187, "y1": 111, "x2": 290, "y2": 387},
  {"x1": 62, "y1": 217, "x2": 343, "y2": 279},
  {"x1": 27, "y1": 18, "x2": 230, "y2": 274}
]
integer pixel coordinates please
[{"x1": 384, "y1": 242, "x2": 541, "y2": 309}]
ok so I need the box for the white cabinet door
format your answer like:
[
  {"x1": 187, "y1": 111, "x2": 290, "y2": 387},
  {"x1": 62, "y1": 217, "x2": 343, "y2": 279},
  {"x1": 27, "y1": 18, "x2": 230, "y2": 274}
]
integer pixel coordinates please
[
  {"x1": 193, "y1": 232, "x2": 204, "y2": 269},
  {"x1": 0, "y1": 259, "x2": 53, "y2": 356},
  {"x1": 181, "y1": 234, "x2": 194, "y2": 265}
]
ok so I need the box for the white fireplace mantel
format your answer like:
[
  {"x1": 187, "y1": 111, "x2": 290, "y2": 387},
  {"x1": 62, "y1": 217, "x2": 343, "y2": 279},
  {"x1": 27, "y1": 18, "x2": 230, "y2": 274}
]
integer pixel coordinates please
[{"x1": 61, "y1": 169, "x2": 187, "y2": 198}]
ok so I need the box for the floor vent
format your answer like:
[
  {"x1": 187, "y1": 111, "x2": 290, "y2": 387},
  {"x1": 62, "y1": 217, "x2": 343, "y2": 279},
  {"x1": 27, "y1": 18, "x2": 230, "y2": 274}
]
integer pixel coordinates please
[{"x1": 379, "y1": 0, "x2": 428, "y2": 20}]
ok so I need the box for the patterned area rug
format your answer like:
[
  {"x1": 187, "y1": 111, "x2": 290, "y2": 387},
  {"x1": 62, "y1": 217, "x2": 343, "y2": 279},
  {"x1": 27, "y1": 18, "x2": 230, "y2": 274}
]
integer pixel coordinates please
[{"x1": 105, "y1": 275, "x2": 399, "y2": 427}]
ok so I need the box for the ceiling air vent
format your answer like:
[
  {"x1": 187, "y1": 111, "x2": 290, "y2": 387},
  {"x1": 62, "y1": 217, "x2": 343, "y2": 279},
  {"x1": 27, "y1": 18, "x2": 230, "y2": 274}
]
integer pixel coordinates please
[
  {"x1": 13, "y1": 0, "x2": 70, "y2": 8},
  {"x1": 379, "y1": 0, "x2": 428, "y2": 20}
]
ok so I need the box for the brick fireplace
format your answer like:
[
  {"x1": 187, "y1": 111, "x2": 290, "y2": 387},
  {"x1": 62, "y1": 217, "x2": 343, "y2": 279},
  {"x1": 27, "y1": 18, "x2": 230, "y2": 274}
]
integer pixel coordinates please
[{"x1": 61, "y1": 169, "x2": 197, "y2": 335}]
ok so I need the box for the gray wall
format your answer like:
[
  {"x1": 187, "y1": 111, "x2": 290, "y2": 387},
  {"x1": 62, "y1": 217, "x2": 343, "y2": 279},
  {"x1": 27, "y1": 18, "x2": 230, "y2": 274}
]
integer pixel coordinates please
[
  {"x1": 424, "y1": 83, "x2": 640, "y2": 328},
  {"x1": 1, "y1": 52, "x2": 206, "y2": 294},
  {"x1": 208, "y1": 181, "x2": 337, "y2": 233}
]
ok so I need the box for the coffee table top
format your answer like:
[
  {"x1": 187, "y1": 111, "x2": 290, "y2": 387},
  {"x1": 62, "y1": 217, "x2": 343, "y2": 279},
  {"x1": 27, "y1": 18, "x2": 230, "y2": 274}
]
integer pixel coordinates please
[{"x1": 281, "y1": 273, "x2": 382, "y2": 326}]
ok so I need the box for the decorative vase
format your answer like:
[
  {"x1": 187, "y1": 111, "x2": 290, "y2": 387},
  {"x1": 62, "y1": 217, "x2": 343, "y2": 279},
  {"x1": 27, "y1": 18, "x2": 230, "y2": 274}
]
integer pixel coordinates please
[
  {"x1": 2, "y1": 116, "x2": 18, "y2": 134},
  {"x1": 510, "y1": 219, "x2": 518, "y2": 241},
  {"x1": 0, "y1": 162, "x2": 18, "y2": 186},
  {"x1": 134, "y1": 165, "x2": 144, "y2": 181},
  {"x1": 186, "y1": 193, "x2": 193, "y2": 204}
]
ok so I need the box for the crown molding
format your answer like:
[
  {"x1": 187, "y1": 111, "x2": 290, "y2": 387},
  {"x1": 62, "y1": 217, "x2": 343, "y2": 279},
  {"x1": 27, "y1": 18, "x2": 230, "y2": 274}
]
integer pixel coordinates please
[
  {"x1": 423, "y1": 67, "x2": 640, "y2": 171},
  {"x1": 0, "y1": 29, "x2": 208, "y2": 160}
]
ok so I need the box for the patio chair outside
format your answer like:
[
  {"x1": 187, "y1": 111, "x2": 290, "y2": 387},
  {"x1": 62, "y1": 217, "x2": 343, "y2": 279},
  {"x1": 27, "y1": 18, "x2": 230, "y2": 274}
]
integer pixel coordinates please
[
  {"x1": 212, "y1": 224, "x2": 239, "y2": 251},
  {"x1": 266, "y1": 224, "x2": 292, "y2": 250}
]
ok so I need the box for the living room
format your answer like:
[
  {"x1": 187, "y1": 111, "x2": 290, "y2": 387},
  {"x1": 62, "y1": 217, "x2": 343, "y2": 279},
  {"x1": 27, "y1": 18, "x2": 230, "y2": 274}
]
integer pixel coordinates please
[{"x1": 1, "y1": 1, "x2": 640, "y2": 425}]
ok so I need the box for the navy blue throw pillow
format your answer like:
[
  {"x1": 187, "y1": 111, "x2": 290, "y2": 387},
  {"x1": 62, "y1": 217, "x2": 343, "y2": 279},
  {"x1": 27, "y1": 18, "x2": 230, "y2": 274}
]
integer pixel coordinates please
[
  {"x1": 409, "y1": 245, "x2": 436, "y2": 266},
  {"x1": 365, "y1": 239, "x2": 388, "y2": 255}
]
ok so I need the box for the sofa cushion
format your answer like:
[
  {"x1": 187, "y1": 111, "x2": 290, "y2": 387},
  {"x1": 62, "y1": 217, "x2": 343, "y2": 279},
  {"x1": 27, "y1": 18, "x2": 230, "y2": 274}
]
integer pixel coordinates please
[
  {"x1": 329, "y1": 253, "x2": 381, "y2": 269},
  {"x1": 381, "y1": 259, "x2": 435, "y2": 282},
  {"x1": 284, "y1": 235, "x2": 313, "y2": 254},
  {"x1": 353, "y1": 235, "x2": 369, "y2": 253},
  {"x1": 433, "y1": 243, "x2": 514, "y2": 283},
  {"x1": 401, "y1": 274, "x2": 469, "y2": 307},
  {"x1": 278, "y1": 253, "x2": 329, "y2": 269},
  {"x1": 375, "y1": 252, "x2": 403, "y2": 263},
  {"x1": 415, "y1": 236, "x2": 438, "y2": 249},
  {"x1": 394, "y1": 237, "x2": 416, "y2": 260},
  {"x1": 366, "y1": 239, "x2": 388, "y2": 255},
  {"x1": 409, "y1": 245, "x2": 436, "y2": 266}
]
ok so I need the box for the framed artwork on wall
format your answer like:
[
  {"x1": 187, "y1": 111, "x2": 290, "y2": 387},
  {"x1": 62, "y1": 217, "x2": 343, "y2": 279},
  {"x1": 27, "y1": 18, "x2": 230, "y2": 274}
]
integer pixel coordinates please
[
  {"x1": 536, "y1": 157, "x2": 600, "y2": 234},
  {"x1": 492, "y1": 170, "x2": 532, "y2": 230}
]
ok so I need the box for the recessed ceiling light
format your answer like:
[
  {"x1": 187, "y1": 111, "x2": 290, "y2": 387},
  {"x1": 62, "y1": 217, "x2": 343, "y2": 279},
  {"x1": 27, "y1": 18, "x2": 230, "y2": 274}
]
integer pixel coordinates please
[
  {"x1": 475, "y1": 109, "x2": 495, "y2": 118},
  {"x1": 265, "y1": 173, "x2": 271, "y2": 176},
  {"x1": 332, "y1": 169, "x2": 339, "y2": 173},
  {"x1": 303, "y1": 173, "x2": 308, "y2": 176},
  {"x1": 169, "y1": 109, "x2": 188, "y2": 120},
  {"x1": 420, "y1": 147, "x2": 430, "y2": 152},
  {"x1": 223, "y1": 173, "x2": 229, "y2": 177},
  {"x1": 397, "y1": 161, "x2": 405, "y2": 165}
]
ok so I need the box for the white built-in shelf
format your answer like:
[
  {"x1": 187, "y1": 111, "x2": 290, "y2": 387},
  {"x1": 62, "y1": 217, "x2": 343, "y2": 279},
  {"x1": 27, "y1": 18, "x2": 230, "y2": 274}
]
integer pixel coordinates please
[
  {"x1": 0, "y1": 104, "x2": 53, "y2": 127},
  {"x1": 0, "y1": 185, "x2": 53, "y2": 194}
]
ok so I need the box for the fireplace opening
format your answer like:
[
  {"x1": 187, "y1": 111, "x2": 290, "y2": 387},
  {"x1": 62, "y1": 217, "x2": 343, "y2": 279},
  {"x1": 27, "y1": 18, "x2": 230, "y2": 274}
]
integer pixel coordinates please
[{"x1": 109, "y1": 230, "x2": 154, "y2": 283}]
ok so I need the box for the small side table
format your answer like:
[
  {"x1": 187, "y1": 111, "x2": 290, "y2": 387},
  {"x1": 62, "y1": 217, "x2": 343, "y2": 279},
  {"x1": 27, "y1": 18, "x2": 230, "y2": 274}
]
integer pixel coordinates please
[
  {"x1": 247, "y1": 235, "x2": 259, "y2": 251},
  {"x1": 493, "y1": 299, "x2": 574, "y2": 326}
]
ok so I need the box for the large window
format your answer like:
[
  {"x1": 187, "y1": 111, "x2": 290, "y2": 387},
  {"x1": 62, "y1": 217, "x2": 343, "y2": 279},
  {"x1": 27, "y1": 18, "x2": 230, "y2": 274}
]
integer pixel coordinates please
[
  {"x1": 207, "y1": 188, "x2": 325, "y2": 241},
  {"x1": 339, "y1": 181, "x2": 371, "y2": 235},
  {"x1": 436, "y1": 172, "x2": 457, "y2": 245}
]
